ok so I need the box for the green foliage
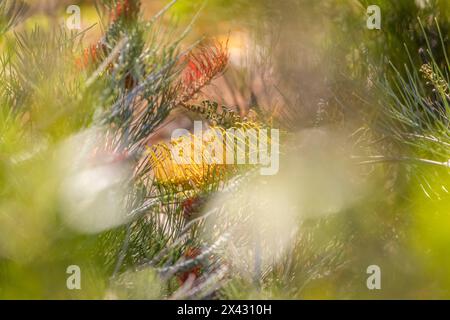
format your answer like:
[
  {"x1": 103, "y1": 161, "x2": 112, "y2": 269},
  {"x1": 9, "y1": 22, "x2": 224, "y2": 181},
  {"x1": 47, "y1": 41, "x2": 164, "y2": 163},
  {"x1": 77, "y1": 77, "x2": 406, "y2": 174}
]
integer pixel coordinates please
[{"x1": 1, "y1": 0, "x2": 450, "y2": 300}]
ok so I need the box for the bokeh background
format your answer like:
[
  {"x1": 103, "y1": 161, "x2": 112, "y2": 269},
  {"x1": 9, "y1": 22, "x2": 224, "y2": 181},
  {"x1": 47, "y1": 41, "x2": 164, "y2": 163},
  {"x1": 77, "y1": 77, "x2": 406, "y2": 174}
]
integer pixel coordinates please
[{"x1": 1, "y1": 0, "x2": 450, "y2": 299}]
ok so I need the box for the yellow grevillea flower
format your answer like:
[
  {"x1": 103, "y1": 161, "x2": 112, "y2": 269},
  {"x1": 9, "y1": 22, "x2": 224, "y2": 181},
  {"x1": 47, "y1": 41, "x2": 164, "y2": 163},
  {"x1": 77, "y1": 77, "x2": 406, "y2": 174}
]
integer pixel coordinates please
[{"x1": 147, "y1": 122, "x2": 269, "y2": 188}]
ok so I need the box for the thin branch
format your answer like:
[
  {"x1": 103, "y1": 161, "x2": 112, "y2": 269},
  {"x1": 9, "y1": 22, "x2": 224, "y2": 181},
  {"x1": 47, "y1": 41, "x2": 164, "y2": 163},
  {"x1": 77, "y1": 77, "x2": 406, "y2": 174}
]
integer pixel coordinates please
[{"x1": 353, "y1": 155, "x2": 450, "y2": 168}]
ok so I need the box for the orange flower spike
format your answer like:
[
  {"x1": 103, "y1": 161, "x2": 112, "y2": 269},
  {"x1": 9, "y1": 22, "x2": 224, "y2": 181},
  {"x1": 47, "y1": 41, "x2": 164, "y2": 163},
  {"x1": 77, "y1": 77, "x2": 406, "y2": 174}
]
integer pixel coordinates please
[
  {"x1": 110, "y1": 0, "x2": 139, "y2": 22},
  {"x1": 181, "y1": 196, "x2": 205, "y2": 220},
  {"x1": 110, "y1": 1, "x2": 122, "y2": 22},
  {"x1": 189, "y1": 60, "x2": 202, "y2": 80},
  {"x1": 183, "y1": 61, "x2": 199, "y2": 86},
  {"x1": 124, "y1": 0, "x2": 132, "y2": 17},
  {"x1": 74, "y1": 43, "x2": 107, "y2": 71},
  {"x1": 75, "y1": 57, "x2": 84, "y2": 70},
  {"x1": 90, "y1": 45, "x2": 98, "y2": 63},
  {"x1": 178, "y1": 40, "x2": 229, "y2": 104},
  {"x1": 74, "y1": 47, "x2": 91, "y2": 70},
  {"x1": 178, "y1": 247, "x2": 203, "y2": 285}
]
